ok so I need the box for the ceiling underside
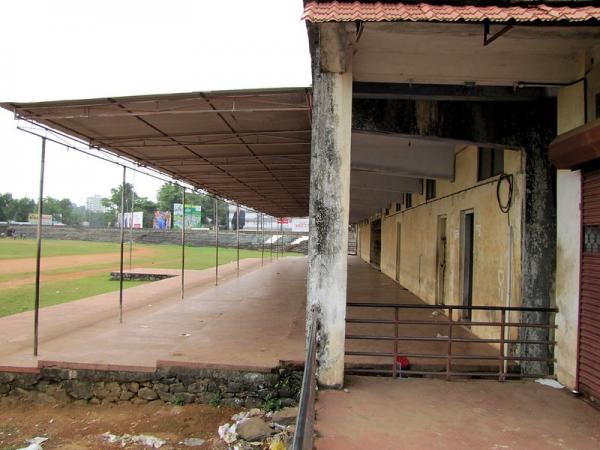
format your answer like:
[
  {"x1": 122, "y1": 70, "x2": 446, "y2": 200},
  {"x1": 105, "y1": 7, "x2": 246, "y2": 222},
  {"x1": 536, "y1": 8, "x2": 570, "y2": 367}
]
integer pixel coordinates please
[{"x1": 354, "y1": 22, "x2": 600, "y2": 86}]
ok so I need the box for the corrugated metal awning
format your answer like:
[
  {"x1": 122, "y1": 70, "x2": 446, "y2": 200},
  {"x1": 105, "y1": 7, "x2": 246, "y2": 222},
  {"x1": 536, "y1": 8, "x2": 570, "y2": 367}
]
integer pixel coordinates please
[{"x1": 2, "y1": 88, "x2": 312, "y2": 218}]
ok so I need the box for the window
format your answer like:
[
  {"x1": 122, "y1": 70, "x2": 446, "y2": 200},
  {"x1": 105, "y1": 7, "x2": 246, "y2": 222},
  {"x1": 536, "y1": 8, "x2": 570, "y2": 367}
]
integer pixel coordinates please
[
  {"x1": 585, "y1": 225, "x2": 600, "y2": 253},
  {"x1": 425, "y1": 179, "x2": 436, "y2": 200},
  {"x1": 478, "y1": 147, "x2": 504, "y2": 181},
  {"x1": 396, "y1": 202, "x2": 402, "y2": 212},
  {"x1": 385, "y1": 207, "x2": 390, "y2": 216},
  {"x1": 405, "y1": 193, "x2": 412, "y2": 208}
]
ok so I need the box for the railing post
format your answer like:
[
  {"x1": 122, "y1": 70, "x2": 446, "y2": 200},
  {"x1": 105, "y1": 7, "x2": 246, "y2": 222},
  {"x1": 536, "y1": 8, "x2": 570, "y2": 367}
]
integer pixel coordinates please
[
  {"x1": 446, "y1": 306, "x2": 453, "y2": 381},
  {"x1": 499, "y1": 309, "x2": 506, "y2": 382},
  {"x1": 393, "y1": 307, "x2": 399, "y2": 378}
]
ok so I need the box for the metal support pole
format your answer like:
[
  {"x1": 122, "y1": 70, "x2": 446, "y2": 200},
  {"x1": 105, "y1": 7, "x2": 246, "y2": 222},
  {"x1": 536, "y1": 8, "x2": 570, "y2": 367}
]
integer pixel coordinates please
[
  {"x1": 128, "y1": 174, "x2": 135, "y2": 270},
  {"x1": 280, "y1": 219, "x2": 284, "y2": 258},
  {"x1": 393, "y1": 307, "x2": 399, "y2": 378},
  {"x1": 275, "y1": 218, "x2": 279, "y2": 260},
  {"x1": 214, "y1": 197, "x2": 219, "y2": 286},
  {"x1": 270, "y1": 216, "x2": 273, "y2": 261},
  {"x1": 446, "y1": 306, "x2": 453, "y2": 381},
  {"x1": 261, "y1": 213, "x2": 265, "y2": 266},
  {"x1": 119, "y1": 166, "x2": 126, "y2": 323},
  {"x1": 181, "y1": 187, "x2": 186, "y2": 300},
  {"x1": 236, "y1": 204, "x2": 240, "y2": 274},
  {"x1": 499, "y1": 310, "x2": 506, "y2": 382},
  {"x1": 33, "y1": 137, "x2": 46, "y2": 357}
]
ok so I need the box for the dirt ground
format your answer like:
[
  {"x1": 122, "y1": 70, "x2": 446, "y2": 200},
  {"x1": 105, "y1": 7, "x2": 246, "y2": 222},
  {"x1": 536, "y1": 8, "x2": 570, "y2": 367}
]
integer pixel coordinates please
[
  {"x1": 0, "y1": 268, "x2": 110, "y2": 290},
  {"x1": 0, "y1": 397, "x2": 236, "y2": 449}
]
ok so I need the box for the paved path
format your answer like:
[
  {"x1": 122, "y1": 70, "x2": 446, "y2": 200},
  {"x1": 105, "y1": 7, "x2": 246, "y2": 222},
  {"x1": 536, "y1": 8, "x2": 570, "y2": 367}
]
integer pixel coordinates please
[
  {"x1": 0, "y1": 255, "x2": 499, "y2": 373},
  {"x1": 315, "y1": 376, "x2": 600, "y2": 450},
  {"x1": 0, "y1": 256, "x2": 307, "y2": 372}
]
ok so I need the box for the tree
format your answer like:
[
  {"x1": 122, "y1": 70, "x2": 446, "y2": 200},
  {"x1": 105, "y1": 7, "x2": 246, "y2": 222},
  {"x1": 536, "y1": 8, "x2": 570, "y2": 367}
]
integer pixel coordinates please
[
  {"x1": 0, "y1": 193, "x2": 13, "y2": 221},
  {"x1": 157, "y1": 183, "x2": 182, "y2": 213},
  {"x1": 3, "y1": 196, "x2": 35, "y2": 222},
  {"x1": 104, "y1": 183, "x2": 157, "y2": 228},
  {"x1": 43, "y1": 197, "x2": 77, "y2": 225}
]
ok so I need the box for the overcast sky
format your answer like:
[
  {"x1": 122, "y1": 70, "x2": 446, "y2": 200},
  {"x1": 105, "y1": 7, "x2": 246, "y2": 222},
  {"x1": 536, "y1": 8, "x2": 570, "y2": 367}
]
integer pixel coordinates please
[{"x1": 0, "y1": 0, "x2": 311, "y2": 205}]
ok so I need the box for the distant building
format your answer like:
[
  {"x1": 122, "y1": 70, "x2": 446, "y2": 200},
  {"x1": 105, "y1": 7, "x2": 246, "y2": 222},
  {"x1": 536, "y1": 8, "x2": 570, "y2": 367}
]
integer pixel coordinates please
[{"x1": 86, "y1": 195, "x2": 105, "y2": 213}]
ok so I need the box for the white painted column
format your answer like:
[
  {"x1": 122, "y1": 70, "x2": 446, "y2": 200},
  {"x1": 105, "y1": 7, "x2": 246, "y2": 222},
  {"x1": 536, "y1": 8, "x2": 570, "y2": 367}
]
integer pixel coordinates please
[
  {"x1": 555, "y1": 169, "x2": 582, "y2": 389},
  {"x1": 554, "y1": 72, "x2": 585, "y2": 388},
  {"x1": 307, "y1": 22, "x2": 353, "y2": 388}
]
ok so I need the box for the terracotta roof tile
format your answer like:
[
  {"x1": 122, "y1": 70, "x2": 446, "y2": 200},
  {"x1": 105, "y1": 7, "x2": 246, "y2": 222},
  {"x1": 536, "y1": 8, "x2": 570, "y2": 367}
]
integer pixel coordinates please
[{"x1": 302, "y1": 1, "x2": 600, "y2": 23}]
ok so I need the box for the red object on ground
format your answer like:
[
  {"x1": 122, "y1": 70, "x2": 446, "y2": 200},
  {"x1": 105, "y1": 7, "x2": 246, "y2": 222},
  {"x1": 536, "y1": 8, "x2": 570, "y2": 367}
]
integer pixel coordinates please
[{"x1": 396, "y1": 356, "x2": 410, "y2": 369}]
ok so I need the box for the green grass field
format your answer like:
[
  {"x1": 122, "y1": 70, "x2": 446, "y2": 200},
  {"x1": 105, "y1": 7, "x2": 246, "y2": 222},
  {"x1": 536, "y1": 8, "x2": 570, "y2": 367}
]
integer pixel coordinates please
[
  {"x1": 0, "y1": 239, "x2": 122, "y2": 259},
  {"x1": 0, "y1": 239, "x2": 295, "y2": 318}
]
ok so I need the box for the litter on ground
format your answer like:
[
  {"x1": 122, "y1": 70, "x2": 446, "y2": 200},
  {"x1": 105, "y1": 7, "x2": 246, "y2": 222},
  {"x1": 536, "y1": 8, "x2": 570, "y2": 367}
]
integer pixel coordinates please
[{"x1": 101, "y1": 432, "x2": 166, "y2": 448}]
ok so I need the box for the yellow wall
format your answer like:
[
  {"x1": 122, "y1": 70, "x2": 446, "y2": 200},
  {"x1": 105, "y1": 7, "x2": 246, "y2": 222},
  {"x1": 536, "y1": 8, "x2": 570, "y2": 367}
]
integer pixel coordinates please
[
  {"x1": 358, "y1": 219, "x2": 371, "y2": 262},
  {"x1": 356, "y1": 146, "x2": 524, "y2": 337}
]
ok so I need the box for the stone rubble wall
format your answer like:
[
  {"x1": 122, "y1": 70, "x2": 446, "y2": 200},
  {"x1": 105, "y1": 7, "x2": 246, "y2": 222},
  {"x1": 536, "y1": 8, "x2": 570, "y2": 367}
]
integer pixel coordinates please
[
  {"x1": 0, "y1": 366, "x2": 302, "y2": 408},
  {"x1": 5, "y1": 224, "x2": 308, "y2": 254}
]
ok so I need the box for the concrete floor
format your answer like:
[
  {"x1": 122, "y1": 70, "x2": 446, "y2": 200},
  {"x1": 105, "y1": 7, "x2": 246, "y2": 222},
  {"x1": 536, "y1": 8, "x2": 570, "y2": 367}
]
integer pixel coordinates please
[
  {"x1": 0, "y1": 257, "x2": 307, "y2": 372},
  {"x1": 315, "y1": 376, "x2": 600, "y2": 450},
  {"x1": 0, "y1": 255, "x2": 499, "y2": 373},
  {"x1": 345, "y1": 257, "x2": 498, "y2": 373}
]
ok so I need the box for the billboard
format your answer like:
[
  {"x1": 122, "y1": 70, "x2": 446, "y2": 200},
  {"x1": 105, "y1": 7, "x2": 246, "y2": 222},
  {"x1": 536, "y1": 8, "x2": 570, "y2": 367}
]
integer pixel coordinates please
[
  {"x1": 118, "y1": 212, "x2": 143, "y2": 229},
  {"x1": 153, "y1": 211, "x2": 171, "y2": 230},
  {"x1": 291, "y1": 218, "x2": 309, "y2": 233},
  {"x1": 28, "y1": 213, "x2": 53, "y2": 225},
  {"x1": 173, "y1": 203, "x2": 202, "y2": 230}
]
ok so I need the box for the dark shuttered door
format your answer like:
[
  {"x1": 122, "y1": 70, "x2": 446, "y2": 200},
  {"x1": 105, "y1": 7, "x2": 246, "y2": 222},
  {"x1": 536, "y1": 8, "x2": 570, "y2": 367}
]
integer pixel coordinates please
[{"x1": 579, "y1": 167, "x2": 600, "y2": 402}]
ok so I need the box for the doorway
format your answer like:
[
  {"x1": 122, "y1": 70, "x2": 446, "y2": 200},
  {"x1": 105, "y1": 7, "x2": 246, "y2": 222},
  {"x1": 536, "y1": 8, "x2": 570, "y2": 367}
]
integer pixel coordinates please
[
  {"x1": 460, "y1": 211, "x2": 475, "y2": 320},
  {"x1": 370, "y1": 219, "x2": 382, "y2": 270},
  {"x1": 435, "y1": 216, "x2": 447, "y2": 305},
  {"x1": 395, "y1": 223, "x2": 401, "y2": 282}
]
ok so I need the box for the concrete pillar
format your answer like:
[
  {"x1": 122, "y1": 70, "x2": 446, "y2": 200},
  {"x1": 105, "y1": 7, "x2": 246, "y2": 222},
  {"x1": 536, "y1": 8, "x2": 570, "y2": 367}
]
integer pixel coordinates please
[
  {"x1": 555, "y1": 169, "x2": 582, "y2": 388},
  {"x1": 306, "y1": 22, "x2": 353, "y2": 388},
  {"x1": 554, "y1": 66, "x2": 586, "y2": 387}
]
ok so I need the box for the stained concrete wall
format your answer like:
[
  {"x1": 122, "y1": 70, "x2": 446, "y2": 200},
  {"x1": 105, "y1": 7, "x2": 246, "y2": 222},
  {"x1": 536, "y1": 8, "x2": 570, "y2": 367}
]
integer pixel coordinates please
[
  {"x1": 357, "y1": 219, "x2": 371, "y2": 262},
  {"x1": 357, "y1": 146, "x2": 524, "y2": 340}
]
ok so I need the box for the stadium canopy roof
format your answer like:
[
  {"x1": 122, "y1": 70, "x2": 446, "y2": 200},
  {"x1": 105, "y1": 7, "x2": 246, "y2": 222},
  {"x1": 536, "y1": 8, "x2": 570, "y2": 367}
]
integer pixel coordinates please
[
  {"x1": 2, "y1": 87, "x2": 464, "y2": 222},
  {"x1": 1, "y1": 88, "x2": 312, "y2": 218}
]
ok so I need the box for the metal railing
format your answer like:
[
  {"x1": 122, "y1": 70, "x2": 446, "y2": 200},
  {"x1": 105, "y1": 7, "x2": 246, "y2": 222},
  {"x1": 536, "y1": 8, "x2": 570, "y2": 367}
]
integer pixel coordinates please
[
  {"x1": 345, "y1": 302, "x2": 558, "y2": 381},
  {"x1": 292, "y1": 314, "x2": 319, "y2": 450}
]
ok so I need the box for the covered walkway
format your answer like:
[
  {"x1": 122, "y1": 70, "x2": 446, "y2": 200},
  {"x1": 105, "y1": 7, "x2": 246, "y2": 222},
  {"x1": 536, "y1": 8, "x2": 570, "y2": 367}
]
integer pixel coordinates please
[
  {"x1": 0, "y1": 257, "x2": 307, "y2": 372},
  {"x1": 0, "y1": 255, "x2": 498, "y2": 374}
]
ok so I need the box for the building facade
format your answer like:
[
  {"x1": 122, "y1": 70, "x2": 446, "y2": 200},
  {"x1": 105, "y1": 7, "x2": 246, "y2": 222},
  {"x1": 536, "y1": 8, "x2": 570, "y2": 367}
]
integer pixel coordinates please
[
  {"x1": 303, "y1": 0, "x2": 600, "y2": 400},
  {"x1": 85, "y1": 195, "x2": 105, "y2": 213}
]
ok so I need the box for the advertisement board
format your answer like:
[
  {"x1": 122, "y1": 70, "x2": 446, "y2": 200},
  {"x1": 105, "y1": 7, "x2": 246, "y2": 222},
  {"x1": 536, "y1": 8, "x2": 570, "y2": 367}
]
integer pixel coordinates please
[
  {"x1": 173, "y1": 203, "x2": 202, "y2": 229},
  {"x1": 291, "y1": 218, "x2": 309, "y2": 233},
  {"x1": 153, "y1": 211, "x2": 171, "y2": 230},
  {"x1": 28, "y1": 214, "x2": 53, "y2": 225},
  {"x1": 118, "y1": 212, "x2": 143, "y2": 229}
]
